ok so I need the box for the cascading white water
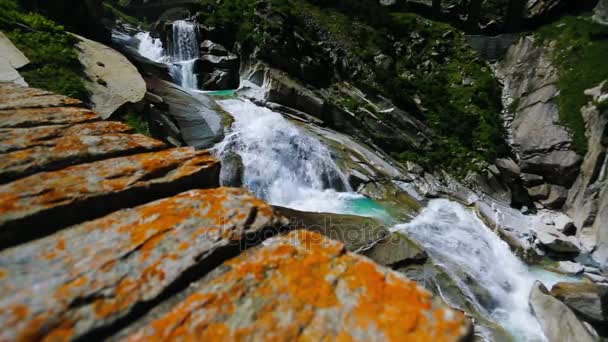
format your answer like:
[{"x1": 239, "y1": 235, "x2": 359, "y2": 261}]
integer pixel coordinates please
[
  {"x1": 169, "y1": 20, "x2": 199, "y2": 89},
  {"x1": 213, "y1": 98, "x2": 378, "y2": 214},
  {"x1": 392, "y1": 199, "x2": 552, "y2": 341},
  {"x1": 135, "y1": 32, "x2": 166, "y2": 63}
]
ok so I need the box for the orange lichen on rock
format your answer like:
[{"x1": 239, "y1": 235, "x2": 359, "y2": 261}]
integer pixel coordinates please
[
  {"x1": 0, "y1": 83, "x2": 83, "y2": 110},
  {"x1": 0, "y1": 132, "x2": 166, "y2": 183},
  {"x1": 0, "y1": 188, "x2": 285, "y2": 341},
  {"x1": 0, "y1": 106, "x2": 100, "y2": 129},
  {"x1": 0, "y1": 147, "x2": 220, "y2": 245},
  {"x1": 124, "y1": 230, "x2": 471, "y2": 342},
  {"x1": 0, "y1": 121, "x2": 134, "y2": 154}
]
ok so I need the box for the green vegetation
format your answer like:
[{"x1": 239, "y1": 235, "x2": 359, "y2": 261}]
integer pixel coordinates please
[
  {"x1": 103, "y1": 0, "x2": 148, "y2": 28},
  {"x1": 299, "y1": 1, "x2": 504, "y2": 173},
  {"x1": 0, "y1": 0, "x2": 88, "y2": 100},
  {"x1": 190, "y1": 0, "x2": 503, "y2": 173},
  {"x1": 123, "y1": 110, "x2": 151, "y2": 136},
  {"x1": 536, "y1": 15, "x2": 608, "y2": 155}
]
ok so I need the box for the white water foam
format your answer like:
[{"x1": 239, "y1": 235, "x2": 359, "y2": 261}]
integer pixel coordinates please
[
  {"x1": 392, "y1": 199, "x2": 548, "y2": 341},
  {"x1": 135, "y1": 32, "x2": 166, "y2": 63},
  {"x1": 213, "y1": 98, "x2": 366, "y2": 214}
]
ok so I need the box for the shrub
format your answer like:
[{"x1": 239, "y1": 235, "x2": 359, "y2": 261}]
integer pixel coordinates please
[{"x1": 0, "y1": 0, "x2": 88, "y2": 101}]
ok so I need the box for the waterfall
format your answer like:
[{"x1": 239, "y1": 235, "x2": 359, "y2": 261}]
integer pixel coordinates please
[
  {"x1": 392, "y1": 199, "x2": 553, "y2": 341},
  {"x1": 135, "y1": 32, "x2": 166, "y2": 63},
  {"x1": 213, "y1": 99, "x2": 370, "y2": 213},
  {"x1": 169, "y1": 20, "x2": 199, "y2": 89}
]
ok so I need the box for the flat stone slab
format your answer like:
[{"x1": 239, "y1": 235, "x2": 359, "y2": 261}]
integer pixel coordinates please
[
  {"x1": 0, "y1": 133, "x2": 166, "y2": 183},
  {"x1": 0, "y1": 83, "x2": 83, "y2": 110},
  {"x1": 123, "y1": 230, "x2": 471, "y2": 342},
  {"x1": 0, "y1": 147, "x2": 220, "y2": 248},
  {"x1": 0, "y1": 121, "x2": 134, "y2": 153},
  {"x1": 0, "y1": 188, "x2": 286, "y2": 341},
  {"x1": 0, "y1": 106, "x2": 101, "y2": 128}
]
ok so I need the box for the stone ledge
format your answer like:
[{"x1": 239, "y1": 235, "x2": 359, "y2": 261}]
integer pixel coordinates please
[{"x1": 0, "y1": 147, "x2": 220, "y2": 249}]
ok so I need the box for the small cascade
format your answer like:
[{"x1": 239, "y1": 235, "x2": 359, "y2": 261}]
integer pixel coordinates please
[
  {"x1": 169, "y1": 20, "x2": 199, "y2": 89},
  {"x1": 392, "y1": 199, "x2": 571, "y2": 341},
  {"x1": 135, "y1": 32, "x2": 165, "y2": 63},
  {"x1": 213, "y1": 99, "x2": 372, "y2": 214}
]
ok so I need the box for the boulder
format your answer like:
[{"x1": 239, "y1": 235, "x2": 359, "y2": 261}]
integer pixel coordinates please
[
  {"x1": 0, "y1": 32, "x2": 29, "y2": 86},
  {"x1": 121, "y1": 231, "x2": 472, "y2": 341},
  {"x1": 536, "y1": 229, "x2": 581, "y2": 253},
  {"x1": 219, "y1": 151, "x2": 244, "y2": 187},
  {"x1": 0, "y1": 132, "x2": 165, "y2": 183},
  {"x1": 551, "y1": 282, "x2": 608, "y2": 325},
  {"x1": 594, "y1": 0, "x2": 608, "y2": 25},
  {"x1": 73, "y1": 34, "x2": 147, "y2": 118},
  {"x1": 0, "y1": 147, "x2": 220, "y2": 248},
  {"x1": 0, "y1": 188, "x2": 287, "y2": 341},
  {"x1": 145, "y1": 78, "x2": 225, "y2": 148},
  {"x1": 199, "y1": 69, "x2": 239, "y2": 90},
  {"x1": 362, "y1": 232, "x2": 427, "y2": 267},
  {"x1": 529, "y1": 281, "x2": 598, "y2": 342},
  {"x1": 272, "y1": 206, "x2": 389, "y2": 252},
  {"x1": 200, "y1": 40, "x2": 230, "y2": 56},
  {"x1": 555, "y1": 261, "x2": 585, "y2": 276}
]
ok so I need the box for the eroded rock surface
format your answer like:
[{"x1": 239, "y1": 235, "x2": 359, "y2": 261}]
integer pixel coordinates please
[
  {"x1": 0, "y1": 147, "x2": 220, "y2": 248},
  {"x1": 0, "y1": 106, "x2": 101, "y2": 128},
  {"x1": 0, "y1": 83, "x2": 83, "y2": 110},
  {"x1": 529, "y1": 281, "x2": 598, "y2": 342},
  {"x1": 0, "y1": 132, "x2": 166, "y2": 183},
  {"x1": 0, "y1": 188, "x2": 286, "y2": 341},
  {"x1": 123, "y1": 230, "x2": 472, "y2": 342},
  {"x1": 74, "y1": 34, "x2": 147, "y2": 118},
  {"x1": 497, "y1": 36, "x2": 582, "y2": 200}
]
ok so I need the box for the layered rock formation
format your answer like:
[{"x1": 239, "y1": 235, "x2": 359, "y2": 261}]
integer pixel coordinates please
[
  {"x1": 0, "y1": 82, "x2": 471, "y2": 341},
  {"x1": 498, "y1": 36, "x2": 581, "y2": 197}
]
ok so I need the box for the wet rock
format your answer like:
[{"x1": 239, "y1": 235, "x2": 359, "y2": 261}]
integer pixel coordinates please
[
  {"x1": 551, "y1": 282, "x2": 608, "y2": 325},
  {"x1": 0, "y1": 132, "x2": 165, "y2": 183},
  {"x1": 0, "y1": 121, "x2": 133, "y2": 154},
  {"x1": 537, "y1": 229, "x2": 581, "y2": 253},
  {"x1": 554, "y1": 261, "x2": 585, "y2": 275},
  {"x1": 74, "y1": 34, "x2": 146, "y2": 118},
  {"x1": 272, "y1": 206, "x2": 389, "y2": 252},
  {"x1": 219, "y1": 151, "x2": 244, "y2": 187},
  {"x1": 0, "y1": 147, "x2": 220, "y2": 248},
  {"x1": 529, "y1": 281, "x2": 598, "y2": 342},
  {"x1": 199, "y1": 69, "x2": 239, "y2": 90},
  {"x1": 0, "y1": 106, "x2": 100, "y2": 128},
  {"x1": 0, "y1": 188, "x2": 286, "y2": 341},
  {"x1": 362, "y1": 232, "x2": 427, "y2": 267},
  {"x1": 0, "y1": 83, "x2": 83, "y2": 110},
  {"x1": 145, "y1": 78, "x2": 225, "y2": 148},
  {"x1": 123, "y1": 231, "x2": 472, "y2": 341}
]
